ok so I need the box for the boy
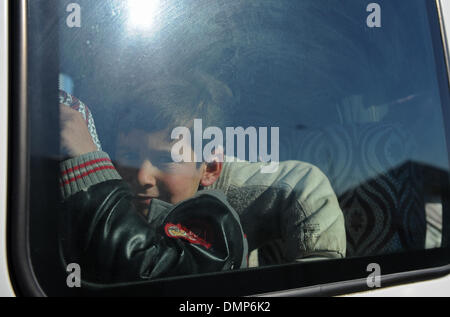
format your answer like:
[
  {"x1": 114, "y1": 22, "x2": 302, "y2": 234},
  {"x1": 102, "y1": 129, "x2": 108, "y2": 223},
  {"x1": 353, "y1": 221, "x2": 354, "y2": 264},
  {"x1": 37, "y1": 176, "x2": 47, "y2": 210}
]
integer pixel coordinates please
[{"x1": 59, "y1": 71, "x2": 345, "y2": 283}]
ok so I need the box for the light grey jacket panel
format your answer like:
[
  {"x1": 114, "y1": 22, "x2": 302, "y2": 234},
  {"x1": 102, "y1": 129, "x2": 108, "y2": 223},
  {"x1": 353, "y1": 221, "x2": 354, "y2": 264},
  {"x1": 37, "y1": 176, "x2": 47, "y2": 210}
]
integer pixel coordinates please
[{"x1": 208, "y1": 159, "x2": 346, "y2": 263}]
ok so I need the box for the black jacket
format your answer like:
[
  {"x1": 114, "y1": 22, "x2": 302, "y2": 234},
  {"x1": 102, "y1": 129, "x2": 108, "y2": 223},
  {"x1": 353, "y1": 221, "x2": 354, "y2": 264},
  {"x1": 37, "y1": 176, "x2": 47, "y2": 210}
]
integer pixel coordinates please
[{"x1": 59, "y1": 180, "x2": 248, "y2": 283}]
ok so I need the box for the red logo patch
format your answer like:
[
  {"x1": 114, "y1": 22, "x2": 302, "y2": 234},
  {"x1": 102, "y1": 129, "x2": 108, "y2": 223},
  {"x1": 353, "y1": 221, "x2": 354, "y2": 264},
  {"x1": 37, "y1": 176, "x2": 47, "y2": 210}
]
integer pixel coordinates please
[{"x1": 164, "y1": 223, "x2": 211, "y2": 249}]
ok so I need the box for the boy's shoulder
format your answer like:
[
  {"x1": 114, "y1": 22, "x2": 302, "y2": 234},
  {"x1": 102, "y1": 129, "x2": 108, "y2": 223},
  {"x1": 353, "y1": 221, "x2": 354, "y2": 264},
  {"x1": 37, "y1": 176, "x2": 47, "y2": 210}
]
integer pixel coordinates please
[{"x1": 211, "y1": 158, "x2": 329, "y2": 192}]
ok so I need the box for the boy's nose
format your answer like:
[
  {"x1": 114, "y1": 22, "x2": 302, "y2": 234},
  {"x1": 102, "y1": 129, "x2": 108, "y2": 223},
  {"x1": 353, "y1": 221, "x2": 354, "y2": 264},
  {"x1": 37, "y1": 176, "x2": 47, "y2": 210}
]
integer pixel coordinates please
[{"x1": 137, "y1": 160, "x2": 157, "y2": 187}]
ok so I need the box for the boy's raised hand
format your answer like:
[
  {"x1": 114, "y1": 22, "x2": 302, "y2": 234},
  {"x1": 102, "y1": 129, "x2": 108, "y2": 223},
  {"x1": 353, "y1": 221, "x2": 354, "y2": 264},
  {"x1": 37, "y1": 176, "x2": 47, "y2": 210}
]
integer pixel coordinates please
[{"x1": 60, "y1": 104, "x2": 97, "y2": 157}]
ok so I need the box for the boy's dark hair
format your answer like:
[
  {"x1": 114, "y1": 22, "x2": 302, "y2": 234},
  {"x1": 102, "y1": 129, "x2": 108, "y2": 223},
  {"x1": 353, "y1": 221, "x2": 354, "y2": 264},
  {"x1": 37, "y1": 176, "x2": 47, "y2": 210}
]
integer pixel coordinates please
[{"x1": 114, "y1": 70, "x2": 234, "y2": 139}]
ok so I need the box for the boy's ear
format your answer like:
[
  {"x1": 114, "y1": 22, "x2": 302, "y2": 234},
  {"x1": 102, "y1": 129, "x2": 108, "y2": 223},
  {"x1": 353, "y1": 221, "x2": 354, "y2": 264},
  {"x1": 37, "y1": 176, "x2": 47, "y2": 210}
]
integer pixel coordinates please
[{"x1": 200, "y1": 146, "x2": 224, "y2": 187}]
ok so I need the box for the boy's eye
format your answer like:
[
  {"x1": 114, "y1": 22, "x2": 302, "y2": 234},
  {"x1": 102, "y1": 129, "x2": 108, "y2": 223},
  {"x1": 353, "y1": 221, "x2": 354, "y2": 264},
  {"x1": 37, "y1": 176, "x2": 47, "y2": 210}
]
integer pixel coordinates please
[
  {"x1": 118, "y1": 151, "x2": 139, "y2": 165},
  {"x1": 152, "y1": 153, "x2": 176, "y2": 168}
]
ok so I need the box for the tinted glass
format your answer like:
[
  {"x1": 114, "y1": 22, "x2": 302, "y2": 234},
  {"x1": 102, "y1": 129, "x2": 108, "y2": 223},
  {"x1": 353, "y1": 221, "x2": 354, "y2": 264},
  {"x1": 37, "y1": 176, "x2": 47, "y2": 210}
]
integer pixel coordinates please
[{"x1": 27, "y1": 0, "x2": 449, "y2": 289}]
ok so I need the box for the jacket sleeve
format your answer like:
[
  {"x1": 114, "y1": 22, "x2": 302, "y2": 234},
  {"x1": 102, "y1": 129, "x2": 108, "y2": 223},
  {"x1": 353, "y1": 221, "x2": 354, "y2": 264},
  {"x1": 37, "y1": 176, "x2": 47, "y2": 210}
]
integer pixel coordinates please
[
  {"x1": 210, "y1": 160, "x2": 346, "y2": 265},
  {"x1": 59, "y1": 151, "x2": 247, "y2": 283},
  {"x1": 280, "y1": 162, "x2": 346, "y2": 261}
]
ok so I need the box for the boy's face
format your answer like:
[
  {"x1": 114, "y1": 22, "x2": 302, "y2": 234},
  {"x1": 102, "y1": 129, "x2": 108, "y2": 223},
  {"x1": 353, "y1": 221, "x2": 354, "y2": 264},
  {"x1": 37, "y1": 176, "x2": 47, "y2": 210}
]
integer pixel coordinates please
[{"x1": 115, "y1": 129, "x2": 205, "y2": 215}]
